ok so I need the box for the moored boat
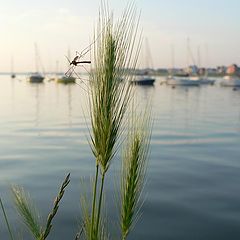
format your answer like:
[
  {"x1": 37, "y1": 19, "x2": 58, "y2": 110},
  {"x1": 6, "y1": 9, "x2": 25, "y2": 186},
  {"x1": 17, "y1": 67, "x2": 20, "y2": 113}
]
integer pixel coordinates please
[
  {"x1": 56, "y1": 76, "x2": 76, "y2": 84},
  {"x1": 198, "y1": 77, "x2": 215, "y2": 85},
  {"x1": 220, "y1": 76, "x2": 240, "y2": 87},
  {"x1": 11, "y1": 74, "x2": 16, "y2": 79},
  {"x1": 10, "y1": 57, "x2": 16, "y2": 79},
  {"x1": 28, "y1": 44, "x2": 45, "y2": 83},
  {"x1": 131, "y1": 76, "x2": 155, "y2": 85},
  {"x1": 220, "y1": 64, "x2": 240, "y2": 87},
  {"x1": 28, "y1": 73, "x2": 44, "y2": 83},
  {"x1": 166, "y1": 75, "x2": 200, "y2": 86}
]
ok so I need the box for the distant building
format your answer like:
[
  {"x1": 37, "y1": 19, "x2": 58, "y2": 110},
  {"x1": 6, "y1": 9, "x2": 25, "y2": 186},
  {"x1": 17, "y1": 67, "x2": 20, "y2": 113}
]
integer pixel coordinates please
[
  {"x1": 136, "y1": 68, "x2": 160, "y2": 76},
  {"x1": 135, "y1": 69, "x2": 149, "y2": 75},
  {"x1": 217, "y1": 66, "x2": 227, "y2": 74},
  {"x1": 198, "y1": 68, "x2": 206, "y2": 76},
  {"x1": 156, "y1": 68, "x2": 168, "y2": 75},
  {"x1": 169, "y1": 68, "x2": 186, "y2": 75}
]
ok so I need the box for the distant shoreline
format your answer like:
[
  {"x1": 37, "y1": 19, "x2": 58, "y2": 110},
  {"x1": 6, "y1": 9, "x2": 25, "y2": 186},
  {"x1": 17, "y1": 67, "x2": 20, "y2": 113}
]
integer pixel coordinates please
[{"x1": 0, "y1": 72, "x2": 226, "y2": 77}]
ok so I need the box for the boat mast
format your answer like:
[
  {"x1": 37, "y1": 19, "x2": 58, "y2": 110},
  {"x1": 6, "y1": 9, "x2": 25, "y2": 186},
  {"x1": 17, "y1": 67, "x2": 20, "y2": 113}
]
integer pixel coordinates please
[
  {"x1": 10, "y1": 56, "x2": 16, "y2": 78},
  {"x1": 187, "y1": 38, "x2": 196, "y2": 66},
  {"x1": 144, "y1": 38, "x2": 154, "y2": 70},
  {"x1": 197, "y1": 45, "x2": 201, "y2": 68},
  {"x1": 11, "y1": 56, "x2": 14, "y2": 74},
  {"x1": 205, "y1": 43, "x2": 209, "y2": 77},
  {"x1": 34, "y1": 43, "x2": 39, "y2": 73},
  {"x1": 170, "y1": 44, "x2": 175, "y2": 75}
]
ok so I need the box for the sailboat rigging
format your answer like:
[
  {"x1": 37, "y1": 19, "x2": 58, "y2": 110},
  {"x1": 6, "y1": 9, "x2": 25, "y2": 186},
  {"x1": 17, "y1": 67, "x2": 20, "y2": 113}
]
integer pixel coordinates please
[
  {"x1": 131, "y1": 38, "x2": 155, "y2": 85},
  {"x1": 28, "y1": 43, "x2": 44, "y2": 83},
  {"x1": 11, "y1": 56, "x2": 16, "y2": 79}
]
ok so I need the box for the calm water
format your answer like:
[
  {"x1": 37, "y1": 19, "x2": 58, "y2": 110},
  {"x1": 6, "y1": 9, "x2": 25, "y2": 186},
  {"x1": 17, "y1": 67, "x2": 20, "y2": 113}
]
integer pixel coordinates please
[{"x1": 1, "y1": 75, "x2": 240, "y2": 239}]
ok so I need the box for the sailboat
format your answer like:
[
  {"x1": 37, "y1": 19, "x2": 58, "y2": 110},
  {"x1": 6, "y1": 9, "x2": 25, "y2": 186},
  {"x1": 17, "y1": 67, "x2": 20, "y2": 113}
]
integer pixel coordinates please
[
  {"x1": 57, "y1": 75, "x2": 75, "y2": 84},
  {"x1": 195, "y1": 45, "x2": 215, "y2": 85},
  {"x1": 198, "y1": 72, "x2": 215, "y2": 85},
  {"x1": 47, "y1": 60, "x2": 60, "y2": 81},
  {"x1": 220, "y1": 64, "x2": 240, "y2": 87},
  {"x1": 29, "y1": 73, "x2": 44, "y2": 83},
  {"x1": 166, "y1": 74, "x2": 201, "y2": 86},
  {"x1": 28, "y1": 43, "x2": 44, "y2": 83},
  {"x1": 11, "y1": 56, "x2": 16, "y2": 79},
  {"x1": 131, "y1": 38, "x2": 155, "y2": 86},
  {"x1": 220, "y1": 75, "x2": 240, "y2": 87},
  {"x1": 56, "y1": 49, "x2": 76, "y2": 84},
  {"x1": 166, "y1": 43, "x2": 200, "y2": 86}
]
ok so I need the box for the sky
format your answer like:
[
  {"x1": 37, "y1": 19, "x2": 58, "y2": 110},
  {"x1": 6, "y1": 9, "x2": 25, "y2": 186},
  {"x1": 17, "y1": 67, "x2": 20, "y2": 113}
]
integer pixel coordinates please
[{"x1": 1, "y1": 0, "x2": 240, "y2": 72}]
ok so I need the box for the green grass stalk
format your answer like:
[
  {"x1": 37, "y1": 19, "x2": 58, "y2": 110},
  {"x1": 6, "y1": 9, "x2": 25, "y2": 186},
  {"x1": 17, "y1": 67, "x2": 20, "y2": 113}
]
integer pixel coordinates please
[
  {"x1": 87, "y1": 1, "x2": 142, "y2": 239},
  {"x1": 120, "y1": 110, "x2": 151, "y2": 239},
  {"x1": 90, "y1": 164, "x2": 99, "y2": 239},
  {"x1": 0, "y1": 197, "x2": 14, "y2": 240},
  {"x1": 11, "y1": 173, "x2": 70, "y2": 240},
  {"x1": 95, "y1": 172, "x2": 105, "y2": 236},
  {"x1": 42, "y1": 173, "x2": 70, "y2": 239}
]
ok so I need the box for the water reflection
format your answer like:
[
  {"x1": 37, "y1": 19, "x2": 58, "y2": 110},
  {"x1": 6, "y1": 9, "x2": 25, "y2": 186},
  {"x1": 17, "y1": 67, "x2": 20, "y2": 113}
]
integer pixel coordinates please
[
  {"x1": 10, "y1": 77, "x2": 15, "y2": 111},
  {"x1": 34, "y1": 84, "x2": 40, "y2": 127},
  {"x1": 67, "y1": 84, "x2": 72, "y2": 127}
]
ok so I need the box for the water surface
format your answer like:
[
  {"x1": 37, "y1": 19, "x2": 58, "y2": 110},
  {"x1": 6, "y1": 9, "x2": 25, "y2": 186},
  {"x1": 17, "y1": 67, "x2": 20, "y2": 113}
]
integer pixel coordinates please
[{"x1": 1, "y1": 75, "x2": 240, "y2": 239}]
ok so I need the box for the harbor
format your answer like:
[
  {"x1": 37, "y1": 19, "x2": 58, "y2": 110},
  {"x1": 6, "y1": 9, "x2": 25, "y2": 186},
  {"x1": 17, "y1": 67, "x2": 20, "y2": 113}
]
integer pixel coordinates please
[{"x1": 1, "y1": 0, "x2": 240, "y2": 239}]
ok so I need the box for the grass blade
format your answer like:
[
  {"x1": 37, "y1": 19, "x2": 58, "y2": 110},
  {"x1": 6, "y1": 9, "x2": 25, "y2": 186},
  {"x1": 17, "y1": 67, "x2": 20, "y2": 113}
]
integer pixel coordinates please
[
  {"x1": 0, "y1": 197, "x2": 15, "y2": 240},
  {"x1": 42, "y1": 173, "x2": 70, "y2": 239}
]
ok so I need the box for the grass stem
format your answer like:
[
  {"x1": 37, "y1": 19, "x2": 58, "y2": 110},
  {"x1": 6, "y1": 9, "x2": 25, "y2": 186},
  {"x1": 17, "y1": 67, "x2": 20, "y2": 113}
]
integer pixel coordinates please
[
  {"x1": 0, "y1": 198, "x2": 14, "y2": 240},
  {"x1": 95, "y1": 172, "x2": 106, "y2": 236},
  {"x1": 42, "y1": 173, "x2": 70, "y2": 239},
  {"x1": 90, "y1": 164, "x2": 99, "y2": 239}
]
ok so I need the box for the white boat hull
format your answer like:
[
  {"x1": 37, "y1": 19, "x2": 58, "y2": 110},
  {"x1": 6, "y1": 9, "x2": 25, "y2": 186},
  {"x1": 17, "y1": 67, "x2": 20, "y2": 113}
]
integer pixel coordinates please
[
  {"x1": 220, "y1": 76, "x2": 240, "y2": 87},
  {"x1": 166, "y1": 76, "x2": 200, "y2": 86},
  {"x1": 198, "y1": 78, "x2": 215, "y2": 85}
]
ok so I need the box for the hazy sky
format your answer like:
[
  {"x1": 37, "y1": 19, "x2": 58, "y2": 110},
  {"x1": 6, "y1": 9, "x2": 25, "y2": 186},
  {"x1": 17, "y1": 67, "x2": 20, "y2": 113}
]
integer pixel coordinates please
[{"x1": 1, "y1": 0, "x2": 240, "y2": 72}]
